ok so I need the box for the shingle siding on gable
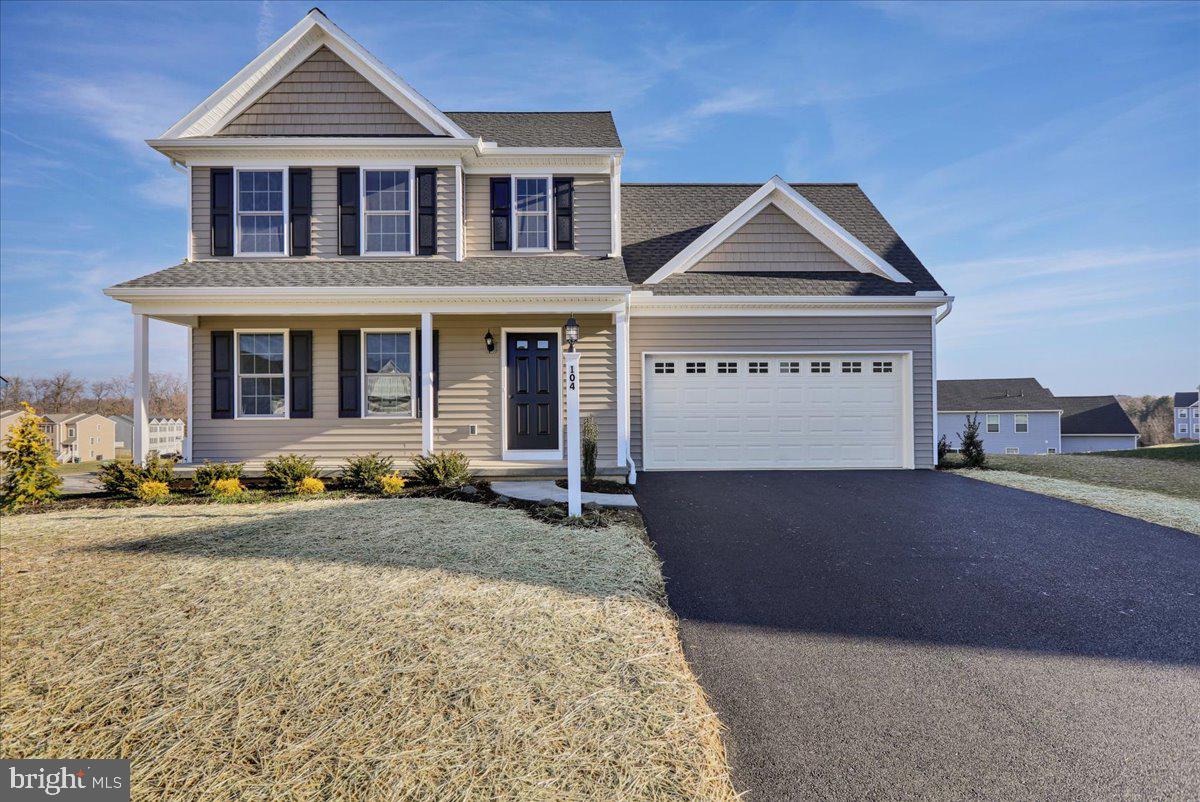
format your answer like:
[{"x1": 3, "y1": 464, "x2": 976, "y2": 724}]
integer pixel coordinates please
[
  {"x1": 218, "y1": 46, "x2": 433, "y2": 137},
  {"x1": 692, "y1": 204, "x2": 855, "y2": 273}
]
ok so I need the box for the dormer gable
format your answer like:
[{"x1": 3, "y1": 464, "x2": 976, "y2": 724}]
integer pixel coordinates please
[{"x1": 688, "y1": 202, "x2": 857, "y2": 273}]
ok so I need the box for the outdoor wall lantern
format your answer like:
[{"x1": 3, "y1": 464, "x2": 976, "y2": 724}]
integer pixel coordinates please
[
  {"x1": 484, "y1": 330, "x2": 495, "y2": 352},
  {"x1": 564, "y1": 317, "x2": 580, "y2": 352}
]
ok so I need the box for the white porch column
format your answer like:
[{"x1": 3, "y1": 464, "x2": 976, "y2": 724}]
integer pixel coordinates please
[
  {"x1": 132, "y1": 312, "x2": 149, "y2": 465},
  {"x1": 614, "y1": 309, "x2": 630, "y2": 471},
  {"x1": 564, "y1": 349, "x2": 582, "y2": 516},
  {"x1": 184, "y1": 325, "x2": 193, "y2": 463},
  {"x1": 421, "y1": 312, "x2": 434, "y2": 455}
]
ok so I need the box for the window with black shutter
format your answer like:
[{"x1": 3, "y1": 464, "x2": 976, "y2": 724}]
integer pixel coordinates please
[
  {"x1": 338, "y1": 330, "x2": 361, "y2": 417},
  {"x1": 210, "y1": 169, "x2": 233, "y2": 256},
  {"x1": 490, "y1": 176, "x2": 510, "y2": 250},
  {"x1": 553, "y1": 177, "x2": 573, "y2": 250},
  {"x1": 211, "y1": 331, "x2": 234, "y2": 418},
  {"x1": 289, "y1": 169, "x2": 312, "y2": 256},
  {"x1": 416, "y1": 168, "x2": 437, "y2": 255},
  {"x1": 337, "y1": 168, "x2": 360, "y2": 256},
  {"x1": 290, "y1": 331, "x2": 313, "y2": 418}
]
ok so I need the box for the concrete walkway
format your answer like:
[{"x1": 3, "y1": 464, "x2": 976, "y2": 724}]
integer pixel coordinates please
[{"x1": 490, "y1": 480, "x2": 638, "y2": 508}]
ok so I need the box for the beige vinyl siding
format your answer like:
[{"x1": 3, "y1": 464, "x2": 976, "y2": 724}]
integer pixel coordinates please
[
  {"x1": 192, "y1": 314, "x2": 615, "y2": 466},
  {"x1": 629, "y1": 316, "x2": 935, "y2": 469},
  {"x1": 218, "y1": 46, "x2": 432, "y2": 137},
  {"x1": 692, "y1": 204, "x2": 855, "y2": 272},
  {"x1": 463, "y1": 174, "x2": 612, "y2": 257},
  {"x1": 190, "y1": 166, "x2": 456, "y2": 261}
]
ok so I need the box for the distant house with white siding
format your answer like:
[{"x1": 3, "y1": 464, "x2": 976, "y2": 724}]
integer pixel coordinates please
[
  {"x1": 111, "y1": 414, "x2": 185, "y2": 456},
  {"x1": 1174, "y1": 388, "x2": 1199, "y2": 440}
]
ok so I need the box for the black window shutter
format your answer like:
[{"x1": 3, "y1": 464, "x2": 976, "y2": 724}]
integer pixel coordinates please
[
  {"x1": 337, "y1": 168, "x2": 360, "y2": 256},
  {"x1": 211, "y1": 331, "x2": 234, "y2": 418},
  {"x1": 554, "y1": 177, "x2": 574, "y2": 250},
  {"x1": 490, "y1": 177, "x2": 510, "y2": 250},
  {"x1": 210, "y1": 168, "x2": 233, "y2": 256},
  {"x1": 415, "y1": 330, "x2": 440, "y2": 418},
  {"x1": 416, "y1": 168, "x2": 437, "y2": 256},
  {"x1": 290, "y1": 330, "x2": 313, "y2": 418},
  {"x1": 338, "y1": 330, "x2": 360, "y2": 417},
  {"x1": 289, "y1": 169, "x2": 312, "y2": 256}
]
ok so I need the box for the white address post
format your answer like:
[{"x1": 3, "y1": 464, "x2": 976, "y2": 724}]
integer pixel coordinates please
[{"x1": 564, "y1": 349, "x2": 582, "y2": 517}]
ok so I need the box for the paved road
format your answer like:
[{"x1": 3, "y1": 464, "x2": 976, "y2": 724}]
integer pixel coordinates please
[
  {"x1": 635, "y1": 470, "x2": 1200, "y2": 800},
  {"x1": 59, "y1": 472, "x2": 101, "y2": 494}
]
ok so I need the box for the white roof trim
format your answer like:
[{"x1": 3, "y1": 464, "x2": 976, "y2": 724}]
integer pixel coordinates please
[
  {"x1": 160, "y1": 10, "x2": 470, "y2": 140},
  {"x1": 640, "y1": 176, "x2": 910, "y2": 285}
]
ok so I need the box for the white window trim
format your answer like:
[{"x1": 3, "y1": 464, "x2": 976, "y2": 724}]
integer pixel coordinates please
[
  {"x1": 360, "y1": 166, "x2": 416, "y2": 257},
  {"x1": 1005, "y1": 447, "x2": 1019, "y2": 455},
  {"x1": 360, "y1": 328, "x2": 418, "y2": 418},
  {"x1": 1014, "y1": 413, "x2": 1029, "y2": 433},
  {"x1": 500, "y1": 327, "x2": 564, "y2": 461},
  {"x1": 233, "y1": 328, "x2": 290, "y2": 420},
  {"x1": 234, "y1": 167, "x2": 289, "y2": 257},
  {"x1": 512, "y1": 175, "x2": 554, "y2": 253},
  {"x1": 985, "y1": 414, "x2": 1001, "y2": 433}
]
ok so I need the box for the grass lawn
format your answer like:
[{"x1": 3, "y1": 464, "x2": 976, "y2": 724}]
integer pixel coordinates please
[
  {"x1": 1, "y1": 498, "x2": 736, "y2": 800},
  {"x1": 958, "y1": 453, "x2": 1200, "y2": 501},
  {"x1": 1091, "y1": 443, "x2": 1200, "y2": 462},
  {"x1": 52, "y1": 460, "x2": 104, "y2": 475}
]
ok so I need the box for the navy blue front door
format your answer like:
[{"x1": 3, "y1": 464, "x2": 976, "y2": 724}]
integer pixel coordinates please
[{"x1": 507, "y1": 333, "x2": 559, "y2": 451}]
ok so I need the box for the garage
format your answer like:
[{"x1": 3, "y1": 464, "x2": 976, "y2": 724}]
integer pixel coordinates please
[{"x1": 642, "y1": 353, "x2": 911, "y2": 470}]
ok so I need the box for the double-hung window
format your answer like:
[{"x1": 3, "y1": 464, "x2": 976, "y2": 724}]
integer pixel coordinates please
[
  {"x1": 985, "y1": 414, "x2": 1000, "y2": 433},
  {"x1": 237, "y1": 332, "x2": 287, "y2": 418},
  {"x1": 513, "y1": 176, "x2": 551, "y2": 251},
  {"x1": 363, "y1": 169, "x2": 413, "y2": 255},
  {"x1": 362, "y1": 331, "x2": 414, "y2": 417},
  {"x1": 236, "y1": 170, "x2": 286, "y2": 254},
  {"x1": 1014, "y1": 413, "x2": 1029, "y2": 433}
]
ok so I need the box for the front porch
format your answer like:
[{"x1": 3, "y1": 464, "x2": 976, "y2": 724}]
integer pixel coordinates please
[{"x1": 126, "y1": 298, "x2": 632, "y2": 478}]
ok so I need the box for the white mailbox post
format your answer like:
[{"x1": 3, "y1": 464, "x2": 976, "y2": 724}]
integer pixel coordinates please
[{"x1": 563, "y1": 317, "x2": 582, "y2": 517}]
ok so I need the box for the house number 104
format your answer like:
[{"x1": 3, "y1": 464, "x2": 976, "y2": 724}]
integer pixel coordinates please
[{"x1": 569, "y1": 368, "x2": 577, "y2": 390}]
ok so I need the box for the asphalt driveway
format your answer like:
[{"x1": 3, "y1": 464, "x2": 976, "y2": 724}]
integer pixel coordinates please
[{"x1": 635, "y1": 470, "x2": 1200, "y2": 800}]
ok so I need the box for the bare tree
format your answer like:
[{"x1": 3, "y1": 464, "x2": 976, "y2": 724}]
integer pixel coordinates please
[
  {"x1": 0, "y1": 375, "x2": 32, "y2": 408},
  {"x1": 32, "y1": 371, "x2": 86, "y2": 414},
  {"x1": 149, "y1": 372, "x2": 188, "y2": 420},
  {"x1": 88, "y1": 376, "x2": 132, "y2": 416}
]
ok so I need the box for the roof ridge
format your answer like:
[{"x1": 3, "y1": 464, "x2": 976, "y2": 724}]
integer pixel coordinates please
[{"x1": 445, "y1": 110, "x2": 614, "y2": 115}]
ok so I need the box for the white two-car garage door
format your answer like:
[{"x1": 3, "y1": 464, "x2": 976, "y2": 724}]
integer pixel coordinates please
[{"x1": 643, "y1": 353, "x2": 910, "y2": 470}]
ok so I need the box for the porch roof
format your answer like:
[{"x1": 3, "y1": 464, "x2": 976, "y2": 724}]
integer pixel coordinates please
[{"x1": 112, "y1": 256, "x2": 629, "y2": 289}]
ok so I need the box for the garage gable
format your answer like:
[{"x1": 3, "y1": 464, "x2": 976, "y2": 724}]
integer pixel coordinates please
[{"x1": 689, "y1": 203, "x2": 857, "y2": 273}]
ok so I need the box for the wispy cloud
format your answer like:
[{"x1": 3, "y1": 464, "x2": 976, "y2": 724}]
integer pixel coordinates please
[
  {"x1": 631, "y1": 87, "x2": 774, "y2": 146},
  {"x1": 256, "y1": 0, "x2": 277, "y2": 51},
  {"x1": 31, "y1": 72, "x2": 192, "y2": 154},
  {"x1": 135, "y1": 173, "x2": 187, "y2": 209}
]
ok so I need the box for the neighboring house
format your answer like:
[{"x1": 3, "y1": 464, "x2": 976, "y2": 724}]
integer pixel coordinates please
[
  {"x1": 0, "y1": 409, "x2": 116, "y2": 462},
  {"x1": 103, "y1": 9, "x2": 951, "y2": 473},
  {"x1": 938, "y1": 379, "x2": 1063, "y2": 455},
  {"x1": 938, "y1": 379, "x2": 1140, "y2": 455},
  {"x1": 1173, "y1": 389, "x2": 1199, "y2": 440},
  {"x1": 111, "y1": 414, "x2": 185, "y2": 456},
  {"x1": 1057, "y1": 396, "x2": 1139, "y2": 453}
]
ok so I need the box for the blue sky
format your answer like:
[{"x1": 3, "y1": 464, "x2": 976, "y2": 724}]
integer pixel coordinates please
[{"x1": 1, "y1": 0, "x2": 1196, "y2": 395}]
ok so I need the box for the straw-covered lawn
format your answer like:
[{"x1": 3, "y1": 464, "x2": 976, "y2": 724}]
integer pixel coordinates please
[
  {"x1": 957, "y1": 469, "x2": 1200, "y2": 534},
  {"x1": 972, "y1": 453, "x2": 1200, "y2": 500},
  {"x1": 1, "y1": 498, "x2": 737, "y2": 800}
]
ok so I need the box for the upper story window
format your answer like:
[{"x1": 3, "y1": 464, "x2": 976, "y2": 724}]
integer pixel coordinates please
[
  {"x1": 1014, "y1": 413, "x2": 1029, "y2": 433},
  {"x1": 514, "y1": 177, "x2": 551, "y2": 251},
  {"x1": 237, "y1": 170, "x2": 285, "y2": 254},
  {"x1": 1180, "y1": 410, "x2": 1188, "y2": 418},
  {"x1": 237, "y1": 331, "x2": 287, "y2": 418},
  {"x1": 363, "y1": 169, "x2": 413, "y2": 255},
  {"x1": 985, "y1": 414, "x2": 1000, "y2": 433}
]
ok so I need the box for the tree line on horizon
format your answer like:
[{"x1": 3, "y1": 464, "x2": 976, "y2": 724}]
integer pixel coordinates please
[
  {"x1": 1, "y1": 371, "x2": 187, "y2": 421},
  {"x1": 1117, "y1": 395, "x2": 1177, "y2": 447}
]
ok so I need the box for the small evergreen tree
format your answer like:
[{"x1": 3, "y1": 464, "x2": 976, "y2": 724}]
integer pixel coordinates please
[
  {"x1": 581, "y1": 415, "x2": 598, "y2": 481},
  {"x1": 959, "y1": 414, "x2": 987, "y2": 468},
  {"x1": 937, "y1": 434, "x2": 950, "y2": 467},
  {"x1": 1, "y1": 403, "x2": 63, "y2": 511}
]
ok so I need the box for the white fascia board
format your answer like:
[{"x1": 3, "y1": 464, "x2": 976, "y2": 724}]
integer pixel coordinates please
[
  {"x1": 629, "y1": 293, "x2": 952, "y2": 317},
  {"x1": 641, "y1": 176, "x2": 911, "y2": 285},
  {"x1": 474, "y1": 146, "x2": 625, "y2": 157},
  {"x1": 149, "y1": 137, "x2": 478, "y2": 151}
]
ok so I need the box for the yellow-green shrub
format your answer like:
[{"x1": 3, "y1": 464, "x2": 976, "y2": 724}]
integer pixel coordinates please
[
  {"x1": 380, "y1": 473, "x2": 406, "y2": 496},
  {"x1": 135, "y1": 480, "x2": 170, "y2": 502},
  {"x1": 0, "y1": 403, "x2": 62, "y2": 511},
  {"x1": 210, "y1": 478, "x2": 245, "y2": 498},
  {"x1": 296, "y1": 476, "x2": 325, "y2": 495}
]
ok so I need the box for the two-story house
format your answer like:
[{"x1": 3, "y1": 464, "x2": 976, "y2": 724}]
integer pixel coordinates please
[
  {"x1": 1175, "y1": 388, "x2": 1199, "y2": 440},
  {"x1": 111, "y1": 414, "x2": 186, "y2": 456},
  {"x1": 105, "y1": 9, "x2": 951, "y2": 475},
  {"x1": 0, "y1": 410, "x2": 116, "y2": 462}
]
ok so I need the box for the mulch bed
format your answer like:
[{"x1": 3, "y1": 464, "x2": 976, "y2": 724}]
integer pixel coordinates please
[{"x1": 554, "y1": 478, "x2": 634, "y2": 495}]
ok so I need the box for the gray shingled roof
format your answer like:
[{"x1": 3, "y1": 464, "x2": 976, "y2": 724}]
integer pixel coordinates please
[
  {"x1": 445, "y1": 112, "x2": 621, "y2": 148},
  {"x1": 1175, "y1": 391, "x2": 1199, "y2": 407},
  {"x1": 113, "y1": 257, "x2": 629, "y2": 289},
  {"x1": 621, "y1": 183, "x2": 943, "y2": 296},
  {"x1": 937, "y1": 379, "x2": 1059, "y2": 411},
  {"x1": 1058, "y1": 396, "x2": 1139, "y2": 436}
]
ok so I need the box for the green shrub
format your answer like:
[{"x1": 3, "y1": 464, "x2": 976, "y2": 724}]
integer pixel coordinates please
[
  {"x1": 135, "y1": 480, "x2": 170, "y2": 502},
  {"x1": 411, "y1": 450, "x2": 473, "y2": 488},
  {"x1": 581, "y1": 415, "x2": 598, "y2": 481},
  {"x1": 937, "y1": 434, "x2": 951, "y2": 467},
  {"x1": 193, "y1": 460, "x2": 244, "y2": 491},
  {"x1": 98, "y1": 453, "x2": 177, "y2": 497},
  {"x1": 341, "y1": 452, "x2": 395, "y2": 493},
  {"x1": 959, "y1": 414, "x2": 987, "y2": 468},
  {"x1": 0, "y1": 403, "x2": 62, "y2": 512},
  {"x1": 263, "y1": 454, "x2": 318, "y2": 490}
]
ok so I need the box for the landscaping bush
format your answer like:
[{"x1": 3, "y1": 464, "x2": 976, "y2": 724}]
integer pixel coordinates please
[
  {"x1": 296, "y1": 477, "x2": 326, "y2": 495},
  {"x1": 193, "y1": 460, "x2": 244, "y2": 491},
  {"x1": 411, "y1": 450, "x2": 473, "y2": 488},
  {"x1": 264, "y1": 454, "x2": 318, "y2": 490},
  {"x1": 135, "y1": 480, "x2": 170, "y2": 502},
  {"x1": 98, "y1": 453, "x2": 177, "y2": 497},
  {"x1": 341, "y1": 452, "x2": 395, "y2": 493},
  {"x1": 937, "y1": 434, "x2": 951, "y2": 467},
  {"x1": 959, "y1": 414, "x2": 987, "y2": 468},
  {"x1": 0, "y1": 403, "x2": 62, "y2": 512},
  {"x1": 380, "y1": 472, "x2": 407, "y2": 496},
  {"x1": 210, "y1": 478, "x2": 245, "y2": 499},
  {"x1": 582, "y1": 415, "x2": 598, "y2": 481}
]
